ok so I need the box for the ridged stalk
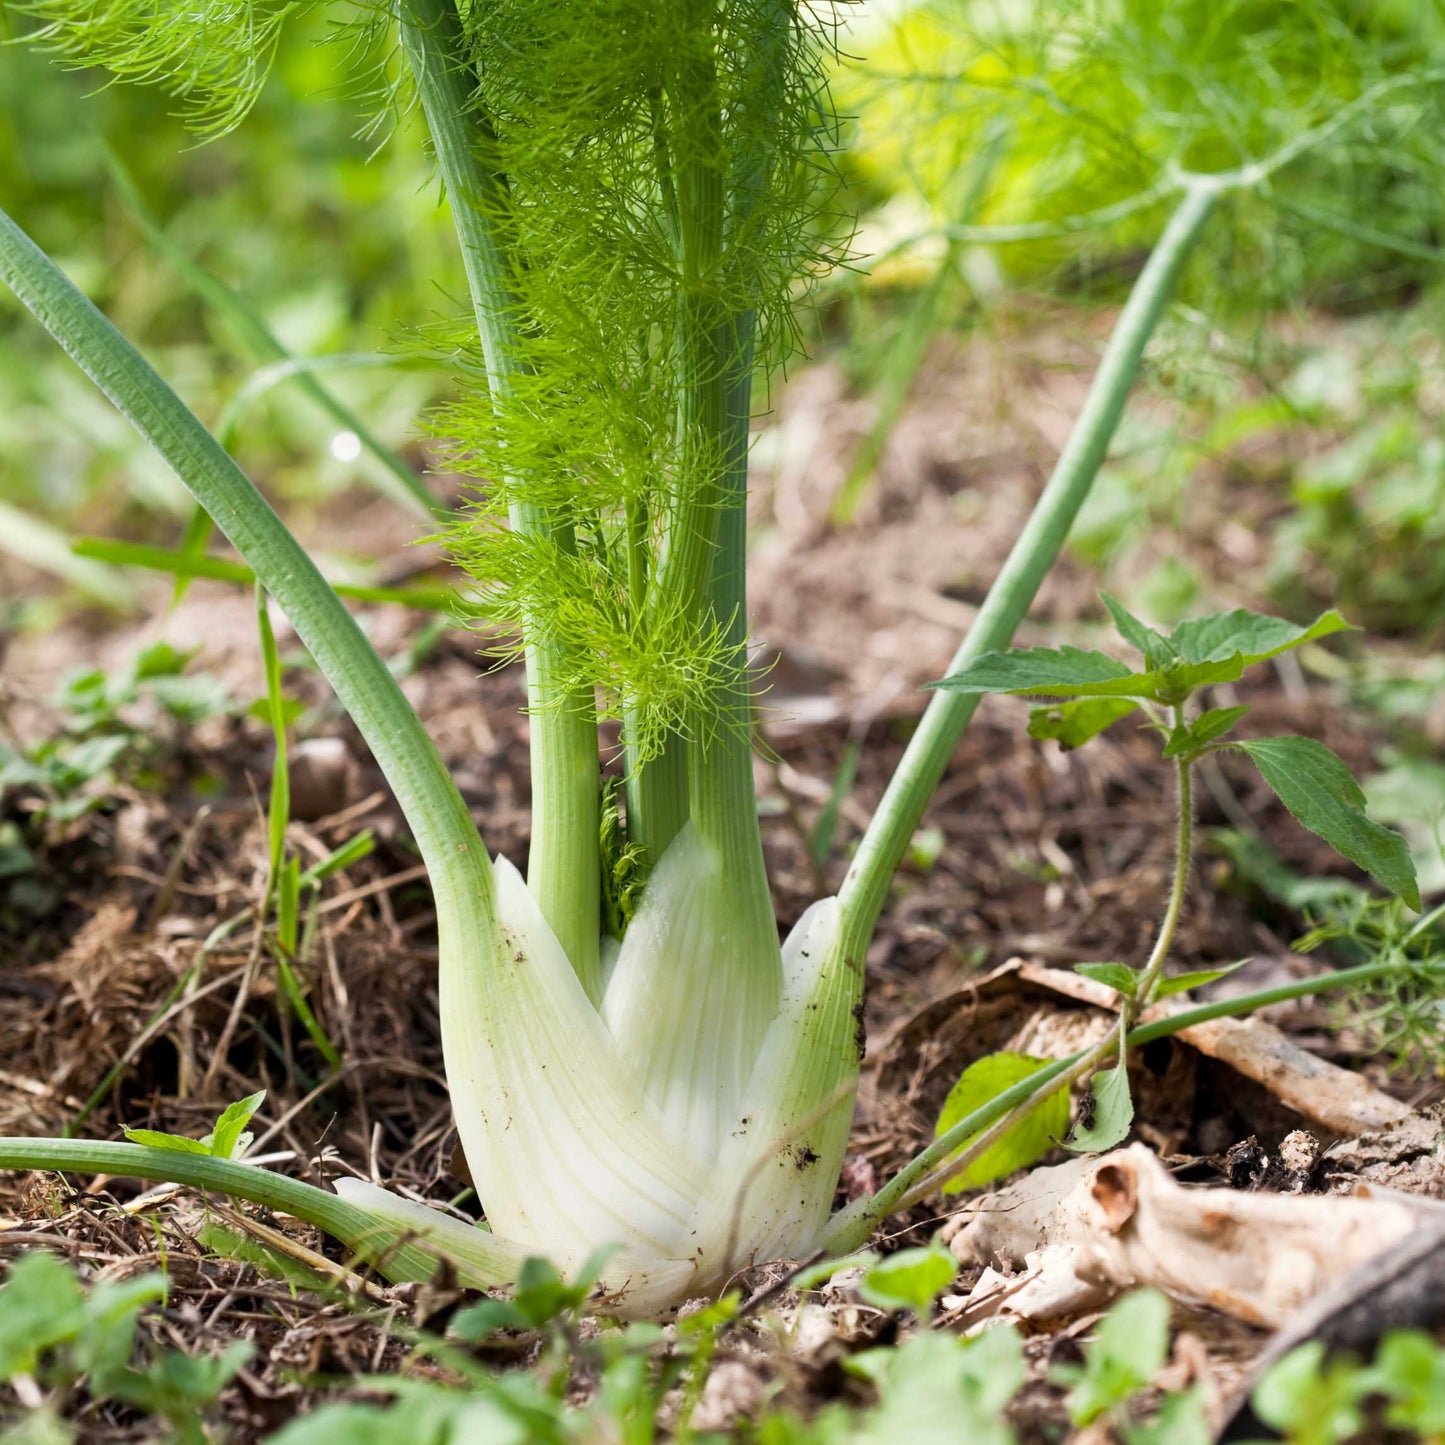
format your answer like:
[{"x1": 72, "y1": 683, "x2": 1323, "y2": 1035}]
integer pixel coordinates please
[
  {"x1": 833, "y1": 180, "x2": 1220, "y2": 975},
  {"x1": 0, "y1": 1139, "x2": 522, "y2": 1286},
  {"x1": 398, "y1": 0, "x2": 602, "y2": 993}
]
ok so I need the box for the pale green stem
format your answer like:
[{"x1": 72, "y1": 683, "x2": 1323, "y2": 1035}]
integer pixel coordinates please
[
  {"x1": 625, "y1": 727, "x2": 690, "y2": 863},
  {"x1": 687, "y1": 312, "x2": 776, "y2": 954},
  {"x1": 1138, "y1": 720, "x2": 1194, "y2": 1005},
  {"x1": 397, "y1": 0, "x2": 601, "y2": 991},
  {"x1": 0, "y1": 1139, "x2": 523, "y2": 1287},
  {"x1": 831, "y1": 180, "x2": 1220, "y2": 981},
  {"x1": 821, "y1": 952, "x2": 1416, "y2": 1254},
  {"x1": 894, "y1": 738, "x2": 1197, "y2": 1204}
]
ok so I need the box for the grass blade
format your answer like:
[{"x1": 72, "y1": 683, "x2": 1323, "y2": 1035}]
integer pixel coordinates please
[
  {"x1": 72, "y1": 537, "x2": 460, "y2": 612},
  {"x1": 105, "y1": 152, "x2": 444, "y2": 522}
]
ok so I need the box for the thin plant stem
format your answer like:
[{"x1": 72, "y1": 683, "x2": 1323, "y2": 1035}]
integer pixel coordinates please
[
  {"x1": 397, "y1": 0, "x2": 602, "y2": 988},
  {"x1": 1139, "y1": 719, "x2": 1194, "y2": 1005},
  {"x1": 831, "y1": 182, "x2": 1219, "y2": 979},
  {"x1": 0, "y1": 1138, "x2": 523, "y2": 1288},
  {"x1": 820, "y1": 952, "x2": 1416, "y2": 1255},
  {"x1": 894, "y1": 737, "x2": 1197, "y2": 1203}
]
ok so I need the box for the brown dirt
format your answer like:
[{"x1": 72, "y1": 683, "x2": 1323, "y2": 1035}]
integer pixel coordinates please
[{"x1": 1, "y1": 313, "x2": 1440, "y2": 1440}]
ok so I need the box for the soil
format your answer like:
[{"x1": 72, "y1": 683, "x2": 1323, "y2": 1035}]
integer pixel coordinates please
[{"x1": 1, "y1": 314, "x2": 1440, "y2": 1441}]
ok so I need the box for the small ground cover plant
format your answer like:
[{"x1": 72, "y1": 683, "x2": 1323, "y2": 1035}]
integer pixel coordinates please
[{"x1": 0, "y1": 0, "x2": 1428, "y2": 1329}]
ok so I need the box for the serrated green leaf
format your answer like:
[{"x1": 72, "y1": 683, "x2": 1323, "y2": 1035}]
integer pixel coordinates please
[
  {"x1": 209, "y1": 1090, "x2": 266, "y2": 1160},
  {"x1": 1153, "y1": 961, "x2": 1246, "y2": 999},
  {"x1": 1066, "y1": 1061, "x2": 1133, "y2": 1152},
  {"x1": 935, "y1": 1052, "x2": 1071, "y2": 1193},
  {"x1": 1162, "y1": 704, "x2": 1251, "y2": 758},
  {"x1": 1102, "y1": 594, "x2": 1178, "y2": 670},
  {"x1": 1168, "y1": 607, "x2": 1354, "y2": 667},
  {"x1": 120, "y1": 1129, "x2": 212, "y2": 1155},
  {"x1": 1238, "y1": 736, "x2": 1420, "y2": 910},
  {"x1": 932, "y1": 646, "x2": 1144, "y2": 699},
  {"x1": 1073, "y1": 962, "x2": 1140, "y2": 998},
  {"x1": 1029, "y1": 698, "x2": 1139, "y2": 750}
]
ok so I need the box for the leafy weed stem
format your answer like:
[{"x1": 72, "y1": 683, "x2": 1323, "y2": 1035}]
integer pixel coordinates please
[{"x1": 894, "y1": 704, "x2": 1197, "y2": 1205}]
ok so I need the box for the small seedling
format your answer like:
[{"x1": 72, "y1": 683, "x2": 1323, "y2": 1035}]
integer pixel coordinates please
[
  {"x1": 856, "y1": 1242, "x2": 958, "y2": 1320},
  {"x1": 122, "y1": 1090, "x2": 266, "y2": 1160},
  {"x1": 0, "y1": 1251, "x2": 248, "y2": 1443},
  {"x1": 923, "y1": 598, "x2": 1418, "y2": 1185}
]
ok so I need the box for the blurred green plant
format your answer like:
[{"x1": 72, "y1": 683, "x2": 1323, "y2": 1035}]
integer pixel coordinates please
[
  {"x1": 0, "y1": 639, "x2": 231, "y2": 830},
  {"x1": 828, "y1": 0, "x2": 1445, "y2": 530},
  {"x1": 0, "y1": 1251, "x2": 249, "y2": 1443}
]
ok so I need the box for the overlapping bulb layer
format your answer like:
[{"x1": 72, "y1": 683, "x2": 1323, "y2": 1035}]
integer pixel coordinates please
[{"x1": 337, "y1": 830, "x2": 858, "y2": 1314}]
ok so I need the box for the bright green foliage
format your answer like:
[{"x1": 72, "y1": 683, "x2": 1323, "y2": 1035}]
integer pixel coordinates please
[
  {"x1": 936, "y1": 598, "x2": 1416, "y2": 907},
  {"x1": 841, "y1": 0, "x2": 1445, "y2": 307},
  {"x1": 1055, "y1": 1288, "x2": 1172, "y2": 1427},
  {"x1": 856, "y1": 1243, "x2": 957, "y2": 1318},
  {"x1": 21, "y1": 0, "x2": 309, "y2": 138},
  {"x1": 435, "y1": 0, "x2": 844, "y2": 763},
  {"x1": 937, "y1": 605, "x2": 1351, "y2": 704},
  {"x1": 1240, "y1": 737, "x2": 1421, "y2": 910},
  {"x1": 123, "y1": 1089, "x2": 266, "y2": 1158},
  {"x1": 0, "y1": 1252, "x2": 247, "y2": 1442},
  {"x1": 933, "y1": 1052, "x2": 1070, "y2": 1192}
]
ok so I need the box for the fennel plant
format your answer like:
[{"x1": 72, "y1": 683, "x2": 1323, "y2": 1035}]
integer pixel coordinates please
[{"x1": 0, "y1": 0, "x2": 1426, "y2": 1314}]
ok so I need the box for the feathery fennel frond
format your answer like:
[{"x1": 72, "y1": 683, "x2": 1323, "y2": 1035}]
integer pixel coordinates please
[
  {"x1": 19, "y1": 0, "x2": 312, "y2": 136},
  {"x1": 438, "y1": 0, "x2": 846, "y2": 761},
  {"x1": 847, "y1": 0, "x2": 1445, "y2": 308}
]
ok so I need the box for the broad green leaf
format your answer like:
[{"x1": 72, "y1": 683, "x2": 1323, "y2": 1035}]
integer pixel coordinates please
[
  {"x1": 120, "y1": 1129, "x2": 212, "y2": 1155},
  {"x1": 1029, "y1": 698, "x2": 1139, "y2": 750},
  {"x1": 1237, "y1": 737, "x2": 1420, "y2": 910},
  {"x1": 935, "y1": 646, "x2": 1245, "y2": 706},
  {"x1": 1161, "y1": 704, "x2": 1250, "y2": 759},
  {"x1": 1073, "y1": 962, "x2": 1140, "y2": 999},
  {"x1": 858, "y1": 1243, "x2": 957, "y2": 1315},
  {"x1": 208, "y1": 1090, "x2": 266, "y2": 1160},
  {"x1": 932, "y1": 646, "x2": 1144, "y2": 698},
  {"x1": 1066, "y1": 1061, "x2": 1133, "y2": 1152},
  {"x1": 1101, "y1": 594, "x2": 1178, "y2": 670},
  {"x1": 1153, "y1": 961, "x2": 1246, "y2": 999},
  {"x1": 1168, "y1": 607, "x2": 1353, "y2": 667},
  {"x1": 935, "y1": 1052, "x2": 1071, "y2": 1193},
  {"x1": 1060, "y1": 1289, "x2": 1172, "y2": 1426}
]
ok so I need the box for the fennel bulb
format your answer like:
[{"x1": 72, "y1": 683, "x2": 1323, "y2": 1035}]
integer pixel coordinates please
[{"x1": 338, "y1": 831, "x2": 852, "y2": 1315}]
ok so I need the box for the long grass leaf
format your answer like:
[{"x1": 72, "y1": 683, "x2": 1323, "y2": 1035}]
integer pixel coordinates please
[{"x1": 0, "y1": 205, "x2": 494, "y2": 930}]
